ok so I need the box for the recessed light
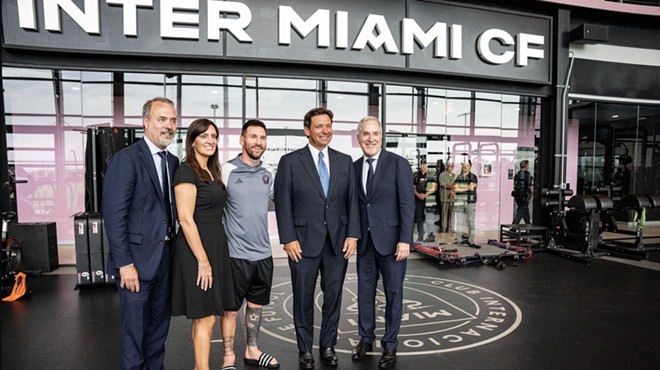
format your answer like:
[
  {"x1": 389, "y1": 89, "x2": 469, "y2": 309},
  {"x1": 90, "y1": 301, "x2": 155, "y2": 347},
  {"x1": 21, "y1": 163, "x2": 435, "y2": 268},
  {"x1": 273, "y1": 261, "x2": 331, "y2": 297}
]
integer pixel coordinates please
[
  {"x1": 612, "y1": 114, "x2": 619, "y2": 118},
  {"x1": 72, "y1": 86, "x2": 80, "y2": 91},
  {"x1": 211, "y1": 90, "x2": 219, "y2": 95}
]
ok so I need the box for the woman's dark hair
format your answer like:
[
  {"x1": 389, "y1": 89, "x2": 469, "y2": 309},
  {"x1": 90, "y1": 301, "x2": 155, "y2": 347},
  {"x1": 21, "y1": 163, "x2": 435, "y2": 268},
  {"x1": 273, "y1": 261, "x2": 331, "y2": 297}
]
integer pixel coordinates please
[{"x1": 184, "y1": 118, "x2": 224, "y2": 188}]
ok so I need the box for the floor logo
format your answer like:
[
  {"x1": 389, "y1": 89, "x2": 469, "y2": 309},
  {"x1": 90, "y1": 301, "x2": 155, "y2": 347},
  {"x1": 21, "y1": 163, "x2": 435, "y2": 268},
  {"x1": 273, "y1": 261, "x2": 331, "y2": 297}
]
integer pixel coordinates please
[{"x1": 260, "y1": 274, "x2": 522, "y2": 355}]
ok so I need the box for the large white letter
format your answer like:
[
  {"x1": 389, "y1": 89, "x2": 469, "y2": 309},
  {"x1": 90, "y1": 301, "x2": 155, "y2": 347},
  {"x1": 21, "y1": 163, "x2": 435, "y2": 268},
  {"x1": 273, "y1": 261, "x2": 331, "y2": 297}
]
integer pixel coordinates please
[
  {"x1": 161, "y1": 0, "x2": 199, "y2": 39},
  {"x1": 402, "y1": 18, "x2": 446, "y2": 57},
  {"x1": 450, "y1": 24, "x2": 462, "y2": 59},
  {"x1": 335, "y1": 11, "x2": 348, "y2": 49},
  {"x1": 17, "y1": 0, "x2": 37, "y2": 30},
  {"x1": 207, "y1": 0, "x2": 253, "y2": 42},
  {"x1": 279, "y1": 6, "x2": 329, "y2": 47},
  {"x1": 106, "y1": 0, "x2": 153, "y2": 37},
  {"x1": 352, "y1": 14, "x2": 398, "y2": 53},
  {"x1": 516, "y1": 33, "x2": 544, "y2": 66},
  {"x1": 44, "y1": 0, "x2": 100, "y2": 34},
  {"x1": 477, "y1": 28, "x2": 514, "y2": 65}
]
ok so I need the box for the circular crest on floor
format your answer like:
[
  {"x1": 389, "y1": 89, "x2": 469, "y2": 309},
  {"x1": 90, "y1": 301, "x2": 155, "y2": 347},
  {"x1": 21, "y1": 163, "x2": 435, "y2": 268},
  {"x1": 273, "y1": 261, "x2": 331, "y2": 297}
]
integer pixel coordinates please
[{"x1": 260, "y1": 274, "x2": 522, "y2": 354}]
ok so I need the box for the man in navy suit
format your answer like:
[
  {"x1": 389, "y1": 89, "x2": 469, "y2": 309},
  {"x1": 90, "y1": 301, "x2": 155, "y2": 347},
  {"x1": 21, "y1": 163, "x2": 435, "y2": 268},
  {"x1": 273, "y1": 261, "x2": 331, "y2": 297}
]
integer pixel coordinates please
[
  {"x1": 274, "y1": 107, "x2": 360, "y2": 369},
  {"x1": 103, "y1": 97, "x2": 179, "y2": 370},
  {"x1": 351, "y1": 116, "x2": 415, "y2": 369}
]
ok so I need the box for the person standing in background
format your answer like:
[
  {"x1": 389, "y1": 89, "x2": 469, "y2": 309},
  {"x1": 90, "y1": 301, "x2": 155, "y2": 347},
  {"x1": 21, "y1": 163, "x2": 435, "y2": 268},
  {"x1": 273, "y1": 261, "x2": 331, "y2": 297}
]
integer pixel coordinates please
[
  {"x1": 433, "y1": 162, "x2": 443, "y2": 229},
  {"x1": 274, "y1": 107, "x2": 361, "y2": 369},
  {"x1": 103, "y1": 97, "x2": 179, "y2": 370},
  {"x1": 453, "y1": 159, "x2": 479, "y2": 248},
  {"x1": 512, "y1": 160, "x2": 533, "y2": 224},
  {"x1": 351, "y1": 116, "x2": 415, "y2": 369},
  {"x1": 413, "y1": 160, "x2": 436, "y2": 242},
  {"x1": 220, "y1": 120, "x2": 279, "y2": 370},
  {"x1": 438, "y1": 162, "x2": 456, "y2": 233}
]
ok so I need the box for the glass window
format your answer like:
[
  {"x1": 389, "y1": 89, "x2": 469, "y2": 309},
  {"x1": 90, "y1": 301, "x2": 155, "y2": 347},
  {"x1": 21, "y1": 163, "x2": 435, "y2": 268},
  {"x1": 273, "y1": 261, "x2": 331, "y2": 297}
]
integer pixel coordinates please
[
  {"x1": 124, "y1": 73, "x2": 178, "y2": 121},
  {"x1": 245, "y1": 77, "x2": 317, "y2": 127},
  {"x1": 3, "y1": 66, "x2": 543, "y2": 263},
  {"x1": 385, "y1": 86, "x2": 415, "y2": 128},
  {"x1": 3, "y1": 79, "x2": 56, "y2": 116},
  {"x1": 570, "y1": 100, "x2": 660, "y2": 226},
  {"x1": 385, "y1": 86, "x2": 540, "y2": 240}
]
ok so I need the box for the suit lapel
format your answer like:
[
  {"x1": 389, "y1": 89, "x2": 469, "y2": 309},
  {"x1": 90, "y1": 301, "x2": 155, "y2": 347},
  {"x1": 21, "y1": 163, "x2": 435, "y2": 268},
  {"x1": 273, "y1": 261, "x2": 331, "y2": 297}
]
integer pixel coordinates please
[
  {"x1": 327, "y1": 148, "x2": 340, "y2": 199},
  {"x1": 137, "y1": 139, "x2": 165, "y2": 205},
  {"x1": 298, "y1": 146, "x2": 326, "y2": 200},
  {"x1": 367, "y1": 150, "x2": 390, "y2": 201},
  {"x1": 356, "y1": 158, "x2": 366, "y2": 201}
]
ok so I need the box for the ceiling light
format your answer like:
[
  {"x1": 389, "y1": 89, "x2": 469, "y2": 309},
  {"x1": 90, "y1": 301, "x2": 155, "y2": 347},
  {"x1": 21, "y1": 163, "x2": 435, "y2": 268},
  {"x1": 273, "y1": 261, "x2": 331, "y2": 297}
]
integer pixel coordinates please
[{"x1": 612, "y1": 114, "x2": 619, "y2": 118}]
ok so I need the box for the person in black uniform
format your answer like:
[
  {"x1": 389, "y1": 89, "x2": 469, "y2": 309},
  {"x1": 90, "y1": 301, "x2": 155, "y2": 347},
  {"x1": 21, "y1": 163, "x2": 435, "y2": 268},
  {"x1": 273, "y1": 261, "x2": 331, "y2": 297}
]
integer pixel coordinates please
[
  {"x1": 512, "y1": 160, "x2": 533, "y2": 224},
  {"x1": 413, "y1": 160, "x2": 436, "y2": 242},
  {"x1": 171, "y1": 118, "x2": 234, "y2": 370}
]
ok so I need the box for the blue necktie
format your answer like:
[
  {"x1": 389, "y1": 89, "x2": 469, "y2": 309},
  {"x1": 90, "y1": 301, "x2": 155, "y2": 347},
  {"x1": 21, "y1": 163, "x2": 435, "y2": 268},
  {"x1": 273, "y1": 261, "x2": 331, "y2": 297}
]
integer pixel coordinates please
[
  {"x1": 318, "y1": 151, "x2": 329, "y2": 198},
  {"x1": 158, "y1": 151, "x2": 173, "y2": 238},
  {"x1": 366, "y1": 158, "x2": 375, "y2": 196}
]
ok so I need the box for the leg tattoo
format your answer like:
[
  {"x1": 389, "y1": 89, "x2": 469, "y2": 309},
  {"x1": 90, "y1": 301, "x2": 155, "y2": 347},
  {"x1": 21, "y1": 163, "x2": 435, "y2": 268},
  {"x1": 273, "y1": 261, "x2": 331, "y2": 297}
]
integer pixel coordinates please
[
  {"x1": 222, "y1": 337, "x2": 235, "y2": 367},
  {"x1": 245, "y1": 306, "x2": 263, "y2": 347}
]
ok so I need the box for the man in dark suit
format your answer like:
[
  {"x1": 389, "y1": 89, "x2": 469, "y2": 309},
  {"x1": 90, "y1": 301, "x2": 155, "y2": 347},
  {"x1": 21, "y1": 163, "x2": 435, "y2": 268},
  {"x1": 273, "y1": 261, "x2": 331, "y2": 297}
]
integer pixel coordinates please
[
  {"x1": 351, "y1": 116, "x2": 415, "y2": 369},
  {"x1": 274, "y1": 107, "x2": 360, "y2": 369},
  {"x1": 103, "y1": 97, "x2": 179, "y2": 370}
]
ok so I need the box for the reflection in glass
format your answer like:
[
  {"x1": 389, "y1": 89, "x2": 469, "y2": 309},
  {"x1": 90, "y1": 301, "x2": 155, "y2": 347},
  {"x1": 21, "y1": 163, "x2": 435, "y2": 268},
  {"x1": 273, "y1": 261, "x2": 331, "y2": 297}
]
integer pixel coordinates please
[
  {"x1": 3, "y1": 66, "x2": 544, "y2": 256},
  {"x1": 4, "y1": 80, "x2": 56, "y2": 115}
]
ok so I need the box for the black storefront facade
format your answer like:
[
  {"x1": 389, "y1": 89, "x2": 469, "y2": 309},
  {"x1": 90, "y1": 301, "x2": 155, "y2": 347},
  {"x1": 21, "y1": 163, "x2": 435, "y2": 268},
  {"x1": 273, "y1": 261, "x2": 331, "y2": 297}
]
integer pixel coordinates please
[{"x1": 1, "y1": 0, "x2": 659, "y2": 255}]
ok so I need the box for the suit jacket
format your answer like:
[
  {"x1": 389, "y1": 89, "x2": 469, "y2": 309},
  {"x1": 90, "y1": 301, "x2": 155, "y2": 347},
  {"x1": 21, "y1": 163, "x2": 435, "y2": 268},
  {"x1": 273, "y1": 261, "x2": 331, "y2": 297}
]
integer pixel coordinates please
[
  {"x1": 354, "y1": 150, "x2": 415, "y2": 256},
  {"x1": 274, "y1": 145, "x2": 360, "y2": 257},
  {"x1": 103, "y1": 138, "x2": 179, "y2": 281}
]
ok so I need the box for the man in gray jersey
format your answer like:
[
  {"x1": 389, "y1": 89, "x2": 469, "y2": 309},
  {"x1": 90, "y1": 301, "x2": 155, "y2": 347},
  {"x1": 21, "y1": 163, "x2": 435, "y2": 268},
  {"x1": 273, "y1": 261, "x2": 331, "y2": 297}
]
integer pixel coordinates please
[{"x1": 220, "y1": 120, "x2": 279, "y2": 370}]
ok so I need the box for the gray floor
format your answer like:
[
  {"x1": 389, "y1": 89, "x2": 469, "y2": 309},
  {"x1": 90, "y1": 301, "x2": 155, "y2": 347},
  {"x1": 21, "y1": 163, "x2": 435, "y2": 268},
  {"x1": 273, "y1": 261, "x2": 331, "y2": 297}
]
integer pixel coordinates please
[{"x1": 3, "y1": 249, "x2": 660, "y2": 370}]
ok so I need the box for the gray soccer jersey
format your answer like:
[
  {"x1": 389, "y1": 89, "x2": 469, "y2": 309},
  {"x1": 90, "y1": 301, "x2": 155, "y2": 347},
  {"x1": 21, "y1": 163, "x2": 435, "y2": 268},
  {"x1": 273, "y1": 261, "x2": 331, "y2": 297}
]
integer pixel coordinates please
[{"x1": 222, "y1": 155, "x2": 275, "y2": 261}]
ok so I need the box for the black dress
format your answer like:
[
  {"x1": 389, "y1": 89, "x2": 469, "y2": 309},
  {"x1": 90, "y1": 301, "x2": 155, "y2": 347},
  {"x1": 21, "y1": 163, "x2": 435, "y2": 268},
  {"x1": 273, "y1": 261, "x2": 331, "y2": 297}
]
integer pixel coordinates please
[{"x1": 171, "y1": 163, "x2": 233, "y2": 319}]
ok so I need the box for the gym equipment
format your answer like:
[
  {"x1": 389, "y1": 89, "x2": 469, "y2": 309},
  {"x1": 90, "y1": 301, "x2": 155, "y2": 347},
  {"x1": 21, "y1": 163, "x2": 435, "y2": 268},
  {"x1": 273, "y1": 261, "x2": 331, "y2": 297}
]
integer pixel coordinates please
[
  {"x1": 1, "y1": 211, "x2": 21, "y2": 296},
  {"x1": 542, "y1": 187, "x2": 647, "y2": 265},
  {"x1": 7, "y1": 222, "x2": 58, "y2": 273},
  {"x1": 412, "y1": 240, "x2": 530, "y2": 266},
  {"x1": 499, "y1": 224, "x2": 547, "y2": 251},
  {"x1": 542, "y1": 188, "x2": 609, "y2": 265},
  {"x1": 598, "y1": 194, "x2": 660, "y2": 258},
  {"x1": 541, "y1": 187, "x2": 573, "y2": 249},
  {"x1": 74, "y1": 212, "x2": 115, "y2": 288}
]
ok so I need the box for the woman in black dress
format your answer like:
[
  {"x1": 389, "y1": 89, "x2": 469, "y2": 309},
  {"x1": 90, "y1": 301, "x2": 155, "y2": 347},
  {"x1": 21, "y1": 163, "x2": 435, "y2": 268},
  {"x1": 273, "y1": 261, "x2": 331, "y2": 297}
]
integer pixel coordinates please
[{"x1": 171, "y1": 118, "x2": 233, "y2": 370}]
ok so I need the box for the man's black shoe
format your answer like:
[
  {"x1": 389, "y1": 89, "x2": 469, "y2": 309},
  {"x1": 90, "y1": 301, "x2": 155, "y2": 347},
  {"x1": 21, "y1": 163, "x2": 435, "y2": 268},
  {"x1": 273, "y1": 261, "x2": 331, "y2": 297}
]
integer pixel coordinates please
[
  {"x1": 298, "y1": 351, "x2": 314, "y2": 369},
  {"x1": 351, "y1": 341, "x2": 373, "y2": 360},
  {"x1": 469, "y1": 243, "x2": 481, "y2": 249},
  {"x1": 378, "y1": 349, "x2": 397, "y2": 368},
  {"x1": 319, "y1": 347, "x2": 338, "y2": 366}
]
